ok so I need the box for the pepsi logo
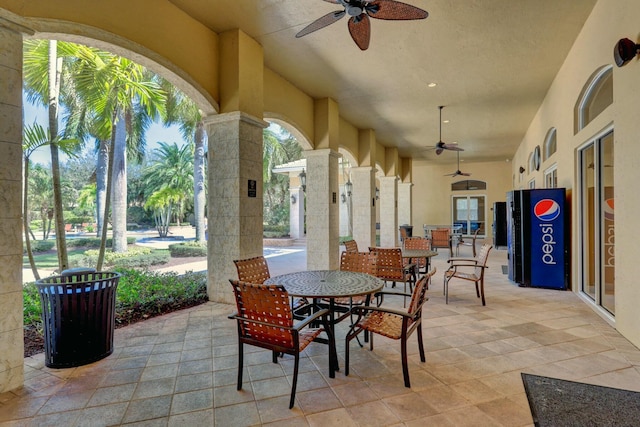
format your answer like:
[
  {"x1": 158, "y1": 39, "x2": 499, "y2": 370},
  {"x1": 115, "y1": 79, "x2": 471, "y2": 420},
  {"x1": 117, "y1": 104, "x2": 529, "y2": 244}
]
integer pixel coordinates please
[
  {"x1": 604, "y1": 198, "x2": 614, "y2": 221},
  {"x1": 534, "y1": 199, "x2": 560, "y2": 221}
]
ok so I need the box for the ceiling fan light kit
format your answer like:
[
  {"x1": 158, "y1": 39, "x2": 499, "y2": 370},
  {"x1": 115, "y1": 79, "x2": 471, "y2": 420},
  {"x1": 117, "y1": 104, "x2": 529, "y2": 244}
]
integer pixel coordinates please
[{"x1": 296, "y1": 0, "x2": 428, "y2": 51}]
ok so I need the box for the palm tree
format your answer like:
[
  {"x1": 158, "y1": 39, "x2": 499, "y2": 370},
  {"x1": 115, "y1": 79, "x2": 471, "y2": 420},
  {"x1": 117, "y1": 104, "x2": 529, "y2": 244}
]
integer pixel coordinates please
[
  {"x1": 141, "y1": 141, "x2": 194, "y2": 228},
  {"x1": 144, "y1": 187, "x2": 183, "y2": 238},
  {"x1": 163, "y1": 84, "x2": 207, "y2": 242}
]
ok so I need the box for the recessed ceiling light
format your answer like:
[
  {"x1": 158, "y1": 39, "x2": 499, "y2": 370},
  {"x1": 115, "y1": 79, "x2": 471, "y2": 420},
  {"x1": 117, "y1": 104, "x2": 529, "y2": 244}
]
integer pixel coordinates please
[
  {"x1": 443, "y1": 120, "x2": 450, "y2": 124},
  {"x1": 428, "y1": 82, "x2": 437, "y2": 87}
]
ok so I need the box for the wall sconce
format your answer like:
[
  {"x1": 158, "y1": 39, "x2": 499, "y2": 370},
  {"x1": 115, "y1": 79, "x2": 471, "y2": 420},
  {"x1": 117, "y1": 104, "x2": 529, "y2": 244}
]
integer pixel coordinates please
[
  {"x1": 341, "y1": 193, "x2": 347, "y2": 203},
  {"x1": 345, "y1": 179, "x2": 353, "y2": 197},
  {"x1": 519, "y1": 166, "x2": 525, "y2": 174},
  {"x1": 375, "y1": 187, "x2": 380, "y2": 200},
  {"x1": 299, "y1": 168, "x2": 306, "y2": 192},
  {"x1": 614, "y1": 38, "x2": 640, "y2": 67},
  {"x1": 291, "y1": 194, "x2": 297, "y2": 204}
]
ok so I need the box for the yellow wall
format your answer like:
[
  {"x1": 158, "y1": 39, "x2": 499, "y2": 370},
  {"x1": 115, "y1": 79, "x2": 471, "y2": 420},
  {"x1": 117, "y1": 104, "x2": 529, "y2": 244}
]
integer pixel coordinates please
[
  {"x1": 511, "y1": 0, "x2": 640, "y2": 347},
  {"x1": 411, "y1": 160, "x2": 512, "y2": 229}
]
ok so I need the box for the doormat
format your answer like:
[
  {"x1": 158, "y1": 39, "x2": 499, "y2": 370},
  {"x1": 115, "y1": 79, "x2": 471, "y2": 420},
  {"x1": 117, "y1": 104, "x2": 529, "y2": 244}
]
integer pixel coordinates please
[
  {"x1": 501, "y1": 265, "x2": 508, "y2": 274},
  {"x1": 521, "y1": 373, "x2": 640, "y2": 427}
]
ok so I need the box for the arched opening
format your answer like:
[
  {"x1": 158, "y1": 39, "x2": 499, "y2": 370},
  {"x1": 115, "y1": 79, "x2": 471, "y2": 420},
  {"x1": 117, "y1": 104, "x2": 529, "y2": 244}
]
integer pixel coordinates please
[{"x1": 544, "y1": 127, "x2": 557, "y2": 161}]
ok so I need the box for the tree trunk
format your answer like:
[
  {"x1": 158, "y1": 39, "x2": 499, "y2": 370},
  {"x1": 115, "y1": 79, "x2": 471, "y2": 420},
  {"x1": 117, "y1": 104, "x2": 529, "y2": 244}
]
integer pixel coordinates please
[
  {"x1": 48, "y1": 40, "x2": 69, "y2": 271},
  {"x1": 97, "y1": 121, "x2": 117, "y2": 270},
  {"x1": 193, "y1": 121, "x2": 206, "y2": 242},
  {"x1": 23, "y1": 159, "x2": 40, "y2": 281},
  {"x1": 111, "y1": 111, "x2": 128, "y2": 253},
  {"x1": 95, "y1": 139, "x2": 109, "y2": 237}
]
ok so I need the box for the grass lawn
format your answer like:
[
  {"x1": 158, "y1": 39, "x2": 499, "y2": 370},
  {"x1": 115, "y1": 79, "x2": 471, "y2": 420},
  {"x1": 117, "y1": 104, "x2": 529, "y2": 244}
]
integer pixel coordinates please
[{"x1": 23, "y1": 249, "x2": 86, "y2": 269}]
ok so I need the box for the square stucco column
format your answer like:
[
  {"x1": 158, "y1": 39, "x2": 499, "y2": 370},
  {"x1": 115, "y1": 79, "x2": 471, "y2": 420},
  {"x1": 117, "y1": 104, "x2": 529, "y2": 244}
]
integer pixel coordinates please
[
  {"x1": 398, "y1": 182, "x2": 413, "y2": 230},
  {"x1": 305, "y1": 149, "x2": 340, "y2": 270},
  {"x1": 205, "y1": 112, "x2": 268, "y2": 304},
  {"x1": 289, "y1": 186, "x2": 304, "y2": 239},
  {"x1": 379, "y1": 176, "x2": 398, "y2": 248},
  {"x1": 0, "y1": 24, "x2": 24, "y2": 393},
  {"x1": 350, "y1": 166, "x2": 376, "y2": 250}
]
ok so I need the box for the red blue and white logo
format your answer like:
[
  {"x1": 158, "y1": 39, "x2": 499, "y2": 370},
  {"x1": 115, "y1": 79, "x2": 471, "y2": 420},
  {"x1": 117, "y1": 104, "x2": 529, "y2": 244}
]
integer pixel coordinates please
[
  {"x1": 534, "y1": 199, "x2": 560, "y2": 221},
  {"x1": 604, "y1": 198, "x2": 614, "y2": 221}
]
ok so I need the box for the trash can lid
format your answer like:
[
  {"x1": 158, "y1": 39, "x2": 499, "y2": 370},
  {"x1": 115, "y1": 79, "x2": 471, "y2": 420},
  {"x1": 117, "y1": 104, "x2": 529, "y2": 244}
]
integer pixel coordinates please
[{"x1": 61, "y1": 267, "x2": 97, "y2": 277}]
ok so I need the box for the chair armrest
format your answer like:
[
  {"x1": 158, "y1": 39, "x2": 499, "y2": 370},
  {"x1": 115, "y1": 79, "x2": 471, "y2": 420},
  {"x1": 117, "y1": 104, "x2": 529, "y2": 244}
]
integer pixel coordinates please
[
  {"x1": 352, "y1": 304, "x2": 412, "y2": 319},
  {"x1": 294, "y1": 308, "x2": 330, "y2": 330},
  {"x1": 375, "y1": 290, "x2": 412, "y2": 299},
  {"x1": 229, "y1": 309, "x2": 330, "y2": 332},
  {"x1": 447, "y1": 257, "x2": 477, "y2": 264}
]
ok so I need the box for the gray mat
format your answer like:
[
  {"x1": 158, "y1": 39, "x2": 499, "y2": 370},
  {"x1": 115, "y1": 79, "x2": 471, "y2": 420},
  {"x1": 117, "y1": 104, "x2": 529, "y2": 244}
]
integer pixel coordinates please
[
  {"x1": 521, "y1": 373, "x2": 640, "y2": 427},
  {"x1": 502, "y1": 265, "x2": 508, "y2": 274}
]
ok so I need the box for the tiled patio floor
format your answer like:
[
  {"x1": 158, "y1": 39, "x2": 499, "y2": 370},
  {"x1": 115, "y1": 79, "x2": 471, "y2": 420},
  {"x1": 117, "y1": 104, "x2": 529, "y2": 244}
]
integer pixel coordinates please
[{"x1": 2, "y1": 246, "x2": 640, "y2": 426}]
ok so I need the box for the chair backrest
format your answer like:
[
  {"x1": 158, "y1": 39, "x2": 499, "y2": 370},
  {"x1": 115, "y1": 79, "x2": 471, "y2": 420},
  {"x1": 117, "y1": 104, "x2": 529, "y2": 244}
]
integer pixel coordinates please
[
  {"x1": 340, "y1": 251, "x2": 377, "y2": 276},
  {"x1": 343, "y1": 239, "x2": 358, "y2": 253},
  {"x1": 431, "y1": 228, "x2": 450, "y2": 249},
  {"x1": 229, "y1": 280, "x2": 295, "y2": 349},
  {"x1": 399, "y1": 227, "x2": 408, "y2": 242},
  {"x1": 404, "y1": 237, "x2": 431, "y2": 250},
  {"x1": 233, "y1": 256, "x2": 271, "y2": 284},
  {"x1": 369, "y1": 247, "x2": 405, "y2": 281},
  {"x1": 408, "y1": 268, "x2": 435, "y2": 316},
  {"x1": 475, "y1": 244, "x2": 493, "y2": 277}
]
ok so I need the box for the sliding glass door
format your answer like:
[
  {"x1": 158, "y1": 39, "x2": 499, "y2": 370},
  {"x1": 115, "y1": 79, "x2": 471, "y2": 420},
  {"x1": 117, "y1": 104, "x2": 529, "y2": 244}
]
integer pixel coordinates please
[{"x1": 452, "y1": 195, "x2": 486, "y2": 236}]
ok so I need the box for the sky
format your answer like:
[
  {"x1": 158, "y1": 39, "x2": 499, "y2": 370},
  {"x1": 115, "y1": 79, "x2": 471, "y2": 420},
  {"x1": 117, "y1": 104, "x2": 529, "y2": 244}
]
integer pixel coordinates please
[{"x1": 24, "y1": 97, "x2": 187, "y2": 165}]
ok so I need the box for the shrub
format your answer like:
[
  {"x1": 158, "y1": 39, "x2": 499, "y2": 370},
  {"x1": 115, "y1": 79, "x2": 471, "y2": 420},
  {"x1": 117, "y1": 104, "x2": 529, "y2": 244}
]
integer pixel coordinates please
[
  {"x1": 69, "y1": 247, "x2": 170, "y2": 269},
  {"x1": 66, "y1": 236, "x2": 137, "y2": 248},
  {"x1": 168, "y1": 242, "x2": 207, "y2": 257},
  {"x1": 263, "y1": 224, "x2": 289, "y2": 238},
  {"x1": 25, "y1": 240, "x2": 55, "y2": 253}
]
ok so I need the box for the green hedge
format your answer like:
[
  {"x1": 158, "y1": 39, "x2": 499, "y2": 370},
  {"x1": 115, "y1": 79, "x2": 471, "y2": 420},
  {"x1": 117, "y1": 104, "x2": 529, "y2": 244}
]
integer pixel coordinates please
[
  {"x1": 25, "y1": 240, "x2": 55, "y2": 253},
  {"x1": 66, "y1": 236, "x2": 137, "y2": 248},
  {"x1": 69, "y1": 247, "x2": 170, "y2": 269},
  {"x1": 263, "y1": 224, "x2": 289, "y2": 238},
  {"x1": 168, "y1": 242, "x2": 207, "y2": 257}
]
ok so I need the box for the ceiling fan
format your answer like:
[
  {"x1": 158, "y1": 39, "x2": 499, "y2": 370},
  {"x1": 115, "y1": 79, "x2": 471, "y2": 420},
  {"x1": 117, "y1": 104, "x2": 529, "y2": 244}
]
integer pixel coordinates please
[
  {"x1": 445, "y1": 151, "x2": 471, "y2": 177},
  {"x1": 424, "y1": 105, "x2": 464, "y2": 155},
  {"x1": 295, "y1": 0, "x2": 428, "y2": 51}
]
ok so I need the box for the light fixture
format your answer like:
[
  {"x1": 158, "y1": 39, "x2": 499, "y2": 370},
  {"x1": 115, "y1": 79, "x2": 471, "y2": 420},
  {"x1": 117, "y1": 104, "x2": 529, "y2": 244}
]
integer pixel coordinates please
[
  {"x1": 345, "y1": 179, "x2": 353, "y2": 197},
  {"x1": 519, "y1": 166, "x2": 526, "y2": 174},
  {"x1": 614, "y1": 38, "x2": 640, "y2": 67},
  {"x1": 375, "y1": 187, "x2": 380, "y2": 200},
  {"x1": 291, "y1": 194, "x2": 297, "y2": 204},
  {"x1": 428, "y1": 82, "x2": 437, "y2": 88},
  {"x1": 299, "y1": 168, "x2": 306, "y2": 192},
  {"x1": 341, "y1": 193, "x2": 347, "y2": 203}
]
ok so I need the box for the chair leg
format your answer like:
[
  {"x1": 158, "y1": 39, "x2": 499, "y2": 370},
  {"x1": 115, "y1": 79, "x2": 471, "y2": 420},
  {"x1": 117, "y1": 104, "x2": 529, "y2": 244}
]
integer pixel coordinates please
[
  {"x1": 289, "y1": 353, "x2": 299, "y2": 409},
  {"x1": 323, "y1": 317, "x2": 338, "y2": 377},
  {"x1": 237, "y1": 342, "x2": 244, "y2": 391},
  {"x1": 272, "y1": 350, "x2": 278, "y2": 363},
  {"x1": 401, "y1": 336, "x2": 410, "y2": 388},
  {"x1": 417, "y1": 322, "x2": 425, "y2": 363},
  {"x1": 345, "y1": 325, "x2": 362, "y2": 377},
  {"x1": 475, "y1": 282, "x2": 481, "y2": 298},
  {"x1": 480, "y1": 279, "x2": 486, "y2": 306}
]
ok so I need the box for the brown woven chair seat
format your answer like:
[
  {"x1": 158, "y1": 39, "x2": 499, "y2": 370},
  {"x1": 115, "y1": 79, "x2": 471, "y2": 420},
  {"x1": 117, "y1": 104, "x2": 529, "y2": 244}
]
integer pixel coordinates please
[
  {"x1": 443, "y1": 244, "x2": 493, "y2": 306},
  {"x1": 444, "y1": 270, "x2": 478, "y2": 281},
  {"x1": 356, "y1": 311, "x2": 411, "y2": 340}
]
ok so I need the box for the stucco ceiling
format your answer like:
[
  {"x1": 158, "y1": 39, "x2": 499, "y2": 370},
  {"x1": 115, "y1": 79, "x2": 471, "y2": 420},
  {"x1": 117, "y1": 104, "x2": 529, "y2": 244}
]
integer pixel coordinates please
[{"x1": 169, "y1": 0, "x2": 597, "y2": 164}]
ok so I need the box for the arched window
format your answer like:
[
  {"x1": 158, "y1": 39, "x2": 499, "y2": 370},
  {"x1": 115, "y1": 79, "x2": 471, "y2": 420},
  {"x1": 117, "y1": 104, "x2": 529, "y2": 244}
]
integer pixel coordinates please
[
  {"x1": 528, "y1": 151, "x2": 535, "y2": 173},
  {"x1": 544, "y1": 128, "x2": 557, "y2": 160},
  {"x1": 451, "y1": 180, "x2": 486, "y2": 191},
  {"x1": 575, "y1": 66, "x2": 613, "y2": 133}
]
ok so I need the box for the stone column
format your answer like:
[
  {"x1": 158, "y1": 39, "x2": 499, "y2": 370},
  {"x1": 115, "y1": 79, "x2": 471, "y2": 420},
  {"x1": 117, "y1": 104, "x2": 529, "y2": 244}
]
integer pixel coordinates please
[
  {"x1": 398, "y1": 182, "x2": 413, "y2": 232},
  {"x1": 379, "y1": 176, "x2": 398, "y2": 248},
  {"x1": 205, "y1": 112, "x2": 268, "y2": 304},
  {"x1": 350, "y1": 166, "x2": 376, "y2": 250},
  {"x1": 305, "y1": 149, "x2": 340, "y2": 270},
  {"x1": 0, "y1": 23, "x2": 25, "y2": 393},
  {"x1": 289, "y1": 185, "x2": 304, "y2": 239}
]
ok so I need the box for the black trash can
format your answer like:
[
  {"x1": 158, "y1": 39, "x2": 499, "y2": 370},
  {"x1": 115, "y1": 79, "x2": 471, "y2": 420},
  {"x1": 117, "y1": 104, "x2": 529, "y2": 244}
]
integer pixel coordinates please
[
  {"x1": 400, "y1": 225, "x2": 413, "y2": 238},
  {"x1": 36, "y1": 268, "x2": 120, "y2": 368}
]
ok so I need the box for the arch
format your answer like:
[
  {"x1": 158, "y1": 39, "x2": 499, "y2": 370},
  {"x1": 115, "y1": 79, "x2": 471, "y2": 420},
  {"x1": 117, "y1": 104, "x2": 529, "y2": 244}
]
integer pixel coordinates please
[
  {"x1": 451, "y1": 180, "x2": 486, "y2": 191},
  {"x1": 264, "y1": 114, "x2": 313, "y2": 151},
  {"x1": 544, "y1": 127, "x2": 557, "y2": 161},
  {"x1": 25, "y1": 19, "x2": 219, "y2": 115},
  {"x1": 528, "y1": 151, "x2": 535, "y2": 173},
  {"x1": 575, "y1": 65, "x2": 613, "y2": 134}
]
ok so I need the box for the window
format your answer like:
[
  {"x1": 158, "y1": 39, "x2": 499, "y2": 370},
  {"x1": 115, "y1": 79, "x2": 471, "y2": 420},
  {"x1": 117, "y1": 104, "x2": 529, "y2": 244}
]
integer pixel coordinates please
[
  {"x1": 528, "y1": 152, "x2": 535, "y2": 173},
  {"x1": 544, "y1": 165, "x2": 558, "y2": 188},
  {"x1": 575, "y1": 66, "x2": 613, "y2": 133},
  {"x1": 451, "y1": 180, "x2": 486, "y2": 191},
  {"x1": 544, "y1": 128, "x2": 557, "y2": 160},
  {"x1": 528, "y1": 179, "x2": 535, "y2": 189}
]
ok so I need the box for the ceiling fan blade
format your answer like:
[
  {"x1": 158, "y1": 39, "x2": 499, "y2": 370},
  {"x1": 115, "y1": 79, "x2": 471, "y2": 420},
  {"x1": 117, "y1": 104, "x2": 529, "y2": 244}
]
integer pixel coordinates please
[
  {"x1": 443, "y1": 144, "x2": 464, "y2": 152},
  {"x1": 348, "y1": 14, "x2": 371, "y2": 50},
  {"x1": 435, "y1": 147, "x2": 444, "y2": 155},
  {"x1": 296, "y1": 10, "x2": 346, "y2": 38},
  {"x1": 460, "y1": 172, "x2": 472, "y2": 176},
  {"x1": 366, "y1": 0, "x2": 429, "y2": 20},
  {"x1": 322, "y1": 0, "x2": 342, "y2": 3}
]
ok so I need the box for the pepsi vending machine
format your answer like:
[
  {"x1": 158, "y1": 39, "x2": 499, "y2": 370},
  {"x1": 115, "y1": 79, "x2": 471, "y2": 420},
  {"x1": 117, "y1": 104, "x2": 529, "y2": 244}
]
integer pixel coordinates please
[{"x1": 507, "y1": 188, "x2": 568, "y2": 289}]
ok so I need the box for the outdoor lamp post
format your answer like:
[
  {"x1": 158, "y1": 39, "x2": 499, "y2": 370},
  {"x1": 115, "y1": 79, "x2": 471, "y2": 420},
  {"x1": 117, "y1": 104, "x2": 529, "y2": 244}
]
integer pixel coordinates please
[{"x1": 345, "y1": 179, "x2": 353, "y2": 197}]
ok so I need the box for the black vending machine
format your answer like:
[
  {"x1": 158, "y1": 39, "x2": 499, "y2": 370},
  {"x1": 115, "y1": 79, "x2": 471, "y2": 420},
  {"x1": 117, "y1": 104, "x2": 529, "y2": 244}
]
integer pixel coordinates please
[
  {"x1": 493, "y1": 202, "x2": 507, "y2": 248},
  {"x1": 506, "y1": 188, "x2": 569, "y2": 289}
]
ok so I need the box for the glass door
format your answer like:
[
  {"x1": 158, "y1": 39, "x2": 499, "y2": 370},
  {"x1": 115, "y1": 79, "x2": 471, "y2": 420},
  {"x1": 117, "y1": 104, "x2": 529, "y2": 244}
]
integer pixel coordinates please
[
  {"x1": 452, "y1": 196, "x2": 486, "y2": 236},
  {"x1": 578, "y1": 130, "x2": 614, "y2": 315}
]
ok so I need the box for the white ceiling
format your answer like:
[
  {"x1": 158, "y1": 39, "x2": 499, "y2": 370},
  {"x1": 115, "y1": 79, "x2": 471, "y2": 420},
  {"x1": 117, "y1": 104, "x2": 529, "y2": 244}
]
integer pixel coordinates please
[{"x1": 169, "y1": 0, "x2": 597, "y2": 164}]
